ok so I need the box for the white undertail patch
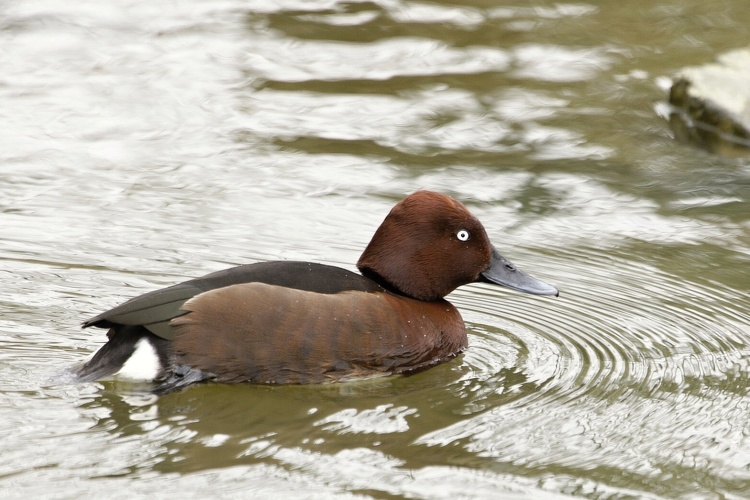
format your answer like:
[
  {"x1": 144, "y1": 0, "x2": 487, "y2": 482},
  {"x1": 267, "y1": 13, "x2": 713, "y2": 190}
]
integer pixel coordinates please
[{"x1": 116, "y1": 338, "x2": 161, "y2": 381}]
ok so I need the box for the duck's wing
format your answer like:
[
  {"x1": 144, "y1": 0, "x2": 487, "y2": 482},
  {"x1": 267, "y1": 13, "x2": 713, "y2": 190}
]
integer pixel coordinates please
[{"x1": 82, "y1": 261, "x2": 383, "y2": 340}]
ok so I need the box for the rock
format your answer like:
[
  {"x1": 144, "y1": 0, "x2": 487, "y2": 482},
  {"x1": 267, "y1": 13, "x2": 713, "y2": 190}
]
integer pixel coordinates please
[{"x1": 668, "y1": 47, "x2": 750, "y2": 156}]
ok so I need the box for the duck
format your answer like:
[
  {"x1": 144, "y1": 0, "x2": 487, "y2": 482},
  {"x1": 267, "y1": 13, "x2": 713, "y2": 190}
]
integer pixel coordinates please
[{"x1": 74, "y1": 190, "x2": 558, "y2": 393}]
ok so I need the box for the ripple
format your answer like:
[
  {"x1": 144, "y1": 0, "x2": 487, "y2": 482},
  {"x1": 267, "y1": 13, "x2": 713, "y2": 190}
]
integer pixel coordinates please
[
  {"x1": 2, "y1": 0, "x2": 750, "y2": 497},
  {"x1": 423, "y1": 242, "x2": 750, "y2": 488}
]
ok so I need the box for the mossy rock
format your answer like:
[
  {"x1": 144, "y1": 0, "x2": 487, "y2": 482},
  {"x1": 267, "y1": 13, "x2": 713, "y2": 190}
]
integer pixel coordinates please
[{"x1": 668, "y1": 48, "x2": 750, "y2": 156}]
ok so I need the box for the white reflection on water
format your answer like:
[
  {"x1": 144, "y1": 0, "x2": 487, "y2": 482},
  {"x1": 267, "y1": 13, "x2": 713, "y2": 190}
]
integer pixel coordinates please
[
  {"x1": 315, "y1": 404, "x2": 417, "y2": 434},
  {"x1": 2, "y1": 0, "x2": 750, "y2": 498},
  {"x1": 245, "y1": 38, "x2": 512, "y2": 82}
]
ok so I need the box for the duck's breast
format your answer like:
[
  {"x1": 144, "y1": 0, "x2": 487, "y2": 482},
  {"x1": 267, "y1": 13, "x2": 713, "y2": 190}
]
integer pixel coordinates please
[{"x1": 170, "y1": 283, "x2": 467, "y2": 383}]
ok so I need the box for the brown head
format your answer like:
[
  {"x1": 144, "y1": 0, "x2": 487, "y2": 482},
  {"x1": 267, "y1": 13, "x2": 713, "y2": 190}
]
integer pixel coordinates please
[
  {"x1": 357, "y1": 190, "x2": 559, "y2": 301},
  {"x1": 357, "y1": 191, "x2": 493, "y2": 300}
]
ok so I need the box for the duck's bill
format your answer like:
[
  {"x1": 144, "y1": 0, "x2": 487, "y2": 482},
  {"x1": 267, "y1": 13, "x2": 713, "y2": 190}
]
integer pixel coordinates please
[{"x1": 479, "y1": 246, "x2": 559, "y2": 297}]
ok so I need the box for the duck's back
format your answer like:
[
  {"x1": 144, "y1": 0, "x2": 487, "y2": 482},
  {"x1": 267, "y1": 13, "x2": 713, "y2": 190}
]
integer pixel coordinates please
[{"x1": 83, "y1": 261, "x2": 385, "y2": 339}]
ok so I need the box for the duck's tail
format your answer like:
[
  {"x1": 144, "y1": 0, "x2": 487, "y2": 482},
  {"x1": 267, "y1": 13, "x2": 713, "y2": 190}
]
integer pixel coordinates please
[
  {"x1": 73, "y1": 325, "x2": 211, "y2": 393},
  {"x1": 73, "y1": 325, "x2": 167, "y2": 381}
]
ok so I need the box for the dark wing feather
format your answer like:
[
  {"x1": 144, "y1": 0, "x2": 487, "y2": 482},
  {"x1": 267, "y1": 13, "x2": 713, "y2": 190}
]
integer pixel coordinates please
[
  {"x1": 82, "y1": 284, "x2": 201, "y2": 338},
  {"x1": 83, "y1": 261, "x2": 384, "y2": 340}
]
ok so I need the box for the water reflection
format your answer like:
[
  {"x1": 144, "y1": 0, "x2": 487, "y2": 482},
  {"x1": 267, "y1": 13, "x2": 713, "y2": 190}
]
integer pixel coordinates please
[{"x1": 2, "y1": 0, "x2": 750, "y2": 498}]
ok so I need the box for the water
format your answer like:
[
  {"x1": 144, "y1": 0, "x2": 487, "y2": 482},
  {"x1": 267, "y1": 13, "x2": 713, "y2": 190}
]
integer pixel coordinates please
[{"x1": 2, "y1": 0, "x2": 750, "y2": 498}]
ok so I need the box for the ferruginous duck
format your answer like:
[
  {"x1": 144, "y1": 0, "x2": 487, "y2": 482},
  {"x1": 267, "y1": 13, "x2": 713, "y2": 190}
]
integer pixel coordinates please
[{"x1": 74, "y1": 190, "x2": 558, "y2": 392}]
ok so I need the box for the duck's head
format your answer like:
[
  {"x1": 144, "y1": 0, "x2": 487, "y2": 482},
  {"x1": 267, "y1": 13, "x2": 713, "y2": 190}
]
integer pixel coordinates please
[{"x1": 357, "y1": 190, "x2": 558, "y2": 301}]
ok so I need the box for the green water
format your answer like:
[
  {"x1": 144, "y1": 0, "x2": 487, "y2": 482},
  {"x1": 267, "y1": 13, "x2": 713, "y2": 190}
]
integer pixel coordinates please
[{"x1": 2, "y1": 1, "x2": 750, "y2": 498}]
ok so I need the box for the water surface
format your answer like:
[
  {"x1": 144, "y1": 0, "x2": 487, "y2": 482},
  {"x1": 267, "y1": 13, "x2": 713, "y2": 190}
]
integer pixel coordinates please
[{"x1": 2, "y1": 1, "x2": 750, "y2": 498}]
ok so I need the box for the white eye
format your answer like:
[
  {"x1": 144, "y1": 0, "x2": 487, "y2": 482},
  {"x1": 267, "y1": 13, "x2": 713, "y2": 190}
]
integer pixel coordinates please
[{"x1": 456, "y1": 229, "x2": 470, "y2": 241}]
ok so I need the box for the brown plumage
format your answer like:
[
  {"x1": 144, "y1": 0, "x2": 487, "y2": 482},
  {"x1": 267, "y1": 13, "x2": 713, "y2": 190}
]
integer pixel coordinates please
[
  {"x1": 73, "y1": 190, "x2": 558, "y2": 393},
  {"x1": 171, "y1": 283, "x2": 465, "y2": 384}
]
